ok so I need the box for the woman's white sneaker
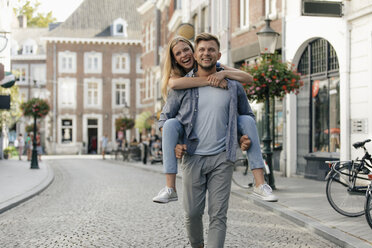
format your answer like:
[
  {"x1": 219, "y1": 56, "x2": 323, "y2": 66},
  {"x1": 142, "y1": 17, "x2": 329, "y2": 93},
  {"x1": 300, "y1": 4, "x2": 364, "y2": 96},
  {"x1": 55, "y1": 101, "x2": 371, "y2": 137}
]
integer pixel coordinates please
[
  {"x1": 253, "y1": 184, "x2": 278, "y2": 202},
  {"x1": 153, "y1": 187, "x2": 178, "y2": 203}
]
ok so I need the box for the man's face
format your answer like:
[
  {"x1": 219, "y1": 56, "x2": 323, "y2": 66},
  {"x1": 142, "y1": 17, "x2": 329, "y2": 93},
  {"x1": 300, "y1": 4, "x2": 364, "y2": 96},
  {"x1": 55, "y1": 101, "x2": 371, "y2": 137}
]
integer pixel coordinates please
[
  {"x1": 194, "y1": 40, "x2": 221, "y2": 71},
  {"x1": 172, "y1": 41, "x2": 194, "y2": 71}
]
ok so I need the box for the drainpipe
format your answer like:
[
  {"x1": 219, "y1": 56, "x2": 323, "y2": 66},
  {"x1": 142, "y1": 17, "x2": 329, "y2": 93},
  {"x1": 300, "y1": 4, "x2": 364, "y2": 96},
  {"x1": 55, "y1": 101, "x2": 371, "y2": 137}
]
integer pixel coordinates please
[
  {"x1": 52, "y1": 42, "x2": 57, "y2": 154},
  {"x1": 341, "y1": 21, "x2": 351, "y2": 161}
]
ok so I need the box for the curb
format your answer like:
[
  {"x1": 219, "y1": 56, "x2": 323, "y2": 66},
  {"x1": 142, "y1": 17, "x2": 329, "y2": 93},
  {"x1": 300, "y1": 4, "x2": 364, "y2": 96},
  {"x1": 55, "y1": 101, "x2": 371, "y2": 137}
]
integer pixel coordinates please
[
  {"x1": 231, "y1": 190, "x2": 371, "y2": 248},
  {"x1": 117, "y1": 160, "x2": 371, "y2": 248},
  {"x1": 0, "y1": 162, "x2": 54, "y2": 215}
]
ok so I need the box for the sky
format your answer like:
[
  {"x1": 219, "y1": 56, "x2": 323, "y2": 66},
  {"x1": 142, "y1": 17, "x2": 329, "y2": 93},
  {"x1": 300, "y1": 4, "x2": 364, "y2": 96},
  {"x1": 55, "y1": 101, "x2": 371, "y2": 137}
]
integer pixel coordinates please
[{"x1": 37, "y1": 0, "x2": 84, "y2": 22}]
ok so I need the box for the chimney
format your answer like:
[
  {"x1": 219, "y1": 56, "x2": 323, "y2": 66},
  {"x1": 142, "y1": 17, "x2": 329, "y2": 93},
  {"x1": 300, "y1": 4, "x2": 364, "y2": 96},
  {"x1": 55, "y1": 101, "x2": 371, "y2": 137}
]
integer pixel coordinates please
[{"x1": 17, "y1": 15, "x2": 27, "y2": 28}]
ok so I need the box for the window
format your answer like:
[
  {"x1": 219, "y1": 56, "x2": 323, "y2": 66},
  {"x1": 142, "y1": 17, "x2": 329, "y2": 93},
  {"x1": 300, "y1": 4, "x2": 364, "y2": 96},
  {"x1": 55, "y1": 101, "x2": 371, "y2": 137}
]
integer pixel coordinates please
[
  {"x1": 61, "y1": 119, "x2": 73, "y2": 143},
  {"x1": 12, "y1": 64, "x2": 28, "y2": 85},
  {"x1": 265, "y1": 0, "x2": 277, "y2": 19},
  {"x1": 143, "y1": 71, "x2": 153, "y2": 100},
  {"x1": 145, "y1": 24, "x2": 150, "y2": 52},
  {"x1": 22, "y1": 38, "x2": 37, "y2": 55},
  {"x1": 117, "y1": 24, "x2": 123, "y2": 33},
  {"x1": 297, "y1": 39, "x2": 340, "y2": 153},
  {"x1": 31, "y1": 64, "x2": 46, "y2": 86},
  {"x1": 84, "y1": 52, "x2": 102, "y2": 74},
  {"x1": 58, "y1": 51, "x2": 76, "y2": 73},
  {"x1": 193, "y1": 14, "x2": 199, "y2": 35},
  {"x1": 112, "y1": 18, "x2": 128, "y2": 37},
  {"x1": 112, "y1": 53, "x2": 130, "y2": 74},
  {"x1": 174, "y1": 0, "x2": 182, "y2": 10},
  {"x1": 112, "y1": 79, "x2": 130, "y2": 108},
  {"x1": 240, "y1": 0, "x2": 250, "y2": 29},
  {"x1": 136, "y1": 54, "x2": 143, "y2": 74},
  {"x1": 84, "y1": 78, "x2": 102, "y2": 108},
  {"x1": 150, "y1": 22, "x2": 154, "y2": 50},
  {"x1": 201, "y1": 7, "x2": 209, "y2": 33},
  {"x1": 312, "y1": 78, "x2": 340, "y2": 152},
  {"x1": 59, "y1": 78, "x2": 76, "y2": 108}
]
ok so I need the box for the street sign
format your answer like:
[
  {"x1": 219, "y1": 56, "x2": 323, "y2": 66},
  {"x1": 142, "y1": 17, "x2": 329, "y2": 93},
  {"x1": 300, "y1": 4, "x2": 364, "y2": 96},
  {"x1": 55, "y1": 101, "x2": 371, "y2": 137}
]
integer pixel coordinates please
[{"x1": 0, "y1": 95, "x2": 10, "y2": 109}]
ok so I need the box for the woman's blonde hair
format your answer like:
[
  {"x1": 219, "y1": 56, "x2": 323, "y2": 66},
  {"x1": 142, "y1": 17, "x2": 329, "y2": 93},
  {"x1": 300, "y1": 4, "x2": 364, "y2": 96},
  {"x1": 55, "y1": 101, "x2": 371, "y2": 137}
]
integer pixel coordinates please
[{"x1": 161, "y1": 36, "x2": 195, "y2": 100}]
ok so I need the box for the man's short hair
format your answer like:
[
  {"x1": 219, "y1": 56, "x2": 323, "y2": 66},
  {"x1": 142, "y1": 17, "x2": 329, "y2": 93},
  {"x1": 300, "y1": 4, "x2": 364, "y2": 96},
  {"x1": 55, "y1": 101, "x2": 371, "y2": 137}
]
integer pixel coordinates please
[{"x1": 194, "y1": 33, "x2": 220, "y2": 51}]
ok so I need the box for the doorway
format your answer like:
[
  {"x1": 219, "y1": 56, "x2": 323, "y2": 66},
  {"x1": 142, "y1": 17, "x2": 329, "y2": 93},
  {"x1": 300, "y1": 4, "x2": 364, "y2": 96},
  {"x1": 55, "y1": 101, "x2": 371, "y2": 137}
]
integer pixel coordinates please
[{"x1": 87, "y1": 118, "x2": 98, "y2": 154}]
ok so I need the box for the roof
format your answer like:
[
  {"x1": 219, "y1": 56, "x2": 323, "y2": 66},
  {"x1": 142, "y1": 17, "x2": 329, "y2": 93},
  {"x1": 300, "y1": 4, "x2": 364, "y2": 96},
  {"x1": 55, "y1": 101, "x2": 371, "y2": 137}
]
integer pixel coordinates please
[
  {"x1": 46, "y1": 0, "x2": 145, "y2": 40},
  {"x1": 11, "y1": 28, "x2": 49, "y2": 56}
]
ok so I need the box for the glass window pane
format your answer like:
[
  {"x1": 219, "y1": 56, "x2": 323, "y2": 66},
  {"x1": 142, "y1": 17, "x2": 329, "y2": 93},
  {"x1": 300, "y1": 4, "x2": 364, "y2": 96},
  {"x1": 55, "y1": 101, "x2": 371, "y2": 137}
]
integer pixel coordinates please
[
  {"x1": 329, "y1": 77, "x2": 340, "y2": 152},
  {"x1": 312, "y1": 79, "x2": 329, "y2": 152}
]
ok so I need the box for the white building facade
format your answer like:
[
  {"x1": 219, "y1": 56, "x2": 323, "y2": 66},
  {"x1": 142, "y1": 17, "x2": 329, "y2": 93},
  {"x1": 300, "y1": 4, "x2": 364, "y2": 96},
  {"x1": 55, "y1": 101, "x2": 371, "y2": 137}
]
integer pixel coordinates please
[{"x1": 284, "y1": 0, "x2": 372, "y2": 177}]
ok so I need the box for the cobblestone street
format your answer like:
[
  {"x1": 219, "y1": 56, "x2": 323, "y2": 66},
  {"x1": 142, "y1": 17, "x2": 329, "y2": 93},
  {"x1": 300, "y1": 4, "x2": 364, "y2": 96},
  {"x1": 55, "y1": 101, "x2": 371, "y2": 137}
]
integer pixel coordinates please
[{"x1": 0, "y1": 159, "x2": 339, "y2": 247}]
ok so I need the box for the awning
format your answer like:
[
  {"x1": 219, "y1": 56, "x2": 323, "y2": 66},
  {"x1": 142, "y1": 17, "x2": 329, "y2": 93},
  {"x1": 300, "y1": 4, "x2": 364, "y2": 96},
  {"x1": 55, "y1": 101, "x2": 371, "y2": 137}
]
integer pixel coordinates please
[
  {"x1": 1, "y1": 72, "x2": 16, "y2": 88},
  {"x1": 135, "y1": 111, "x2": 153, "y2": 130}
]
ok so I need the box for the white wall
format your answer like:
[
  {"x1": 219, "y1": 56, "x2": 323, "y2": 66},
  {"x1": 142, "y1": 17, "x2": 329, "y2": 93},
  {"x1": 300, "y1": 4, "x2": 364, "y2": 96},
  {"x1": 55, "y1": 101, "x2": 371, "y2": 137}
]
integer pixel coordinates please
[
  {"x1": 284, "y1": 0, "x2": 347, "y2": 173},
  {"x1": 347, "y1": 1, "x2": 372, "y2": 159}
]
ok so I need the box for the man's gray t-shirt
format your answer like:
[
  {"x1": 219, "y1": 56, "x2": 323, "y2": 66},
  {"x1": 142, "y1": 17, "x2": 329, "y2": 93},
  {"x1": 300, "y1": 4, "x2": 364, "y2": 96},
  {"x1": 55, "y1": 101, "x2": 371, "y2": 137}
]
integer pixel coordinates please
[{"x1": 194, "y1": 86, "x2": 231, "y2": 155}]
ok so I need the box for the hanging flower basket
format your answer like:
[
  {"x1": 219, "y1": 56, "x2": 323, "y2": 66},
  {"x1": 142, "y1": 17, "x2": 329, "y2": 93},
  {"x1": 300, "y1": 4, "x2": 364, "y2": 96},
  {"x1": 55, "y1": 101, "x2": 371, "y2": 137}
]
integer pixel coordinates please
[
  {"x1": 241, "y1": 53, "x2": 304, "y2": 102},
  {"x1": 21, "y1": 98, "x2": 50, "y2": 118},
  {"x1": 115, "y1": 117, "x2": 135, "y2": 132}
]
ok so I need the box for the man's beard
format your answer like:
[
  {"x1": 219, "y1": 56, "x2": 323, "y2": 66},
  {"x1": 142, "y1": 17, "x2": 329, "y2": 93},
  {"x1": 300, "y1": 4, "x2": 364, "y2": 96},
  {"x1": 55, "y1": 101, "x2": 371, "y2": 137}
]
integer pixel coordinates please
[{"x1": 199, "y1": 62, "x2": 216, "y2": 71}]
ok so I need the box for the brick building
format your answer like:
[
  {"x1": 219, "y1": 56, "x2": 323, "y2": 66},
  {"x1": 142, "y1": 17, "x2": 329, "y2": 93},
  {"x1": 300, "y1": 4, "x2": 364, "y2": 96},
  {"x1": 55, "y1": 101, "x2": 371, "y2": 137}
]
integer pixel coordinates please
[{"x1": 44, "y1": 0, "x2": 144, "y2": 154}]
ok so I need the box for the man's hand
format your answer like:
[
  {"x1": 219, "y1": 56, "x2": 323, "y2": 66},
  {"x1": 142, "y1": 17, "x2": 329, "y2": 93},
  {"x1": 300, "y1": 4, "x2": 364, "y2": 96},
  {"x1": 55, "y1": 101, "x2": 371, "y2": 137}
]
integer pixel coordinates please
[
  {"x1": 175, "y1": 144, "x2": 187, "y2": 159},
  {"x1": 239, "y1": 135, "x2": 251, "y2": 151}
]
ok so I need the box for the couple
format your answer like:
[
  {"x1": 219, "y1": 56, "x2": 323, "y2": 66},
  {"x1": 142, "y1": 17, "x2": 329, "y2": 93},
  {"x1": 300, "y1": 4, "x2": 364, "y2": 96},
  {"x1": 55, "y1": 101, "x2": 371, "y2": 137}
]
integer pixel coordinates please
[{"x1": 155, "y1": 33, "x2": 277, "y2": 247}]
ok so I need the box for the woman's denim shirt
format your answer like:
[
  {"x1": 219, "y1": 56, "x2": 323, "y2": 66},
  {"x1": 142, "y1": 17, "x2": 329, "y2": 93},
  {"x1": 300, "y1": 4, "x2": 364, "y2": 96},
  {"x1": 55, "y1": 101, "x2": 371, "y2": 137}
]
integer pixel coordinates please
[{"x1": 159, "y1": 70, "x2": 255, "y2": 162}]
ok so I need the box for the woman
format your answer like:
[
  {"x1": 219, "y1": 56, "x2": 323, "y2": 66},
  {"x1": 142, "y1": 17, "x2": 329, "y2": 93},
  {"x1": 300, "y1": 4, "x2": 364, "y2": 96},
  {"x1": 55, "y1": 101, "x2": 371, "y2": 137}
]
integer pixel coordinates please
[{"x1": 152, "y1": 36, "x2": 277, "y2": 203}]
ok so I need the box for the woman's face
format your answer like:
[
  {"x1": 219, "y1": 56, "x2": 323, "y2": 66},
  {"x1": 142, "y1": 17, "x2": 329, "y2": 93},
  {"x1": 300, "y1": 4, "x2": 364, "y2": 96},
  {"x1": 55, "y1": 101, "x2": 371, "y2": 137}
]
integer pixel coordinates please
[{"x1": 172, "y1": 41, "x2": 194, "y2": 71}]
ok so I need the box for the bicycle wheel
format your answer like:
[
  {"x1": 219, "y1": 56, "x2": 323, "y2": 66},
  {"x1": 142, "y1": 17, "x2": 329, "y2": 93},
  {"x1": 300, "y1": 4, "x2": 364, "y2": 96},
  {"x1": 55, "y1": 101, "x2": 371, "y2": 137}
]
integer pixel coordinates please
[
  {"x1": 326, "y1": 166, "x2": 365, "y2": 217},
  {"x1": 232, "y1": 158, "x2": 254, "y2": 189},
  {"x1": 365, "y1": 187, "x2": 372, "y2": 229}
]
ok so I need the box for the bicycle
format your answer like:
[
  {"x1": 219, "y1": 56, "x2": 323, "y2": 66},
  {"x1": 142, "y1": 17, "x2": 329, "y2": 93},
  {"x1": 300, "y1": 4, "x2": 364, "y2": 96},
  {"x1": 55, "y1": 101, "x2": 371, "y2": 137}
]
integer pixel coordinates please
[
  {"x1": 325, "y1": 139, "x2": 372, "y2": 217},
  {"x1": 232, "y1": 149, "x2": 270, "y2": 189},
  {"x1": 364, "y1": 175, "x2": 372, "y2": 229}
]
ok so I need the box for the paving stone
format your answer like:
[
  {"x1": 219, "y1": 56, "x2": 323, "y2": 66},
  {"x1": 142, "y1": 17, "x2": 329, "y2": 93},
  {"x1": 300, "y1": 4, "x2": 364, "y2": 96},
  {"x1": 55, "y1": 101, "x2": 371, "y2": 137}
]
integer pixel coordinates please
[{"x1": 0, "y1": 159, "x2": 339, "y2": 247}]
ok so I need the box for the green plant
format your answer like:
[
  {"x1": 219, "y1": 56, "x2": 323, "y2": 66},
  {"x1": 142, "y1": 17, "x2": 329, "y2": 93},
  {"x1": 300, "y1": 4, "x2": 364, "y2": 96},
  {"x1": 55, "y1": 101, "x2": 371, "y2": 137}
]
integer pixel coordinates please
[
  {"x1": 3, "y1": 146, "x2": 17, "y2": 157},
  {"x1": 25, "y1": 123, "x2": 34, "y2": 133},
  {"x1": 241, "y1": 53, "x2": 304, "y2": 102},
  {"x1": 21, "y1": 98, "x2": 50, "y2": 118}
]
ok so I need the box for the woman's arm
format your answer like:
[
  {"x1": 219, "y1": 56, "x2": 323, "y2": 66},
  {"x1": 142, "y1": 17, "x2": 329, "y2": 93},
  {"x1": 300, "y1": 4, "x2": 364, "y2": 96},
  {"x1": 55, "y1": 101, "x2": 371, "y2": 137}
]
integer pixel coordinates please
[
  {"x1": 207, "y1": 64, "x2": 253, "y2": 87},
  {"x1": 168, "y1": 76, "x2": 209, "y2": 89},
  {"x1": 168, "y1": 76, "x2": 227, "y2": 90}
]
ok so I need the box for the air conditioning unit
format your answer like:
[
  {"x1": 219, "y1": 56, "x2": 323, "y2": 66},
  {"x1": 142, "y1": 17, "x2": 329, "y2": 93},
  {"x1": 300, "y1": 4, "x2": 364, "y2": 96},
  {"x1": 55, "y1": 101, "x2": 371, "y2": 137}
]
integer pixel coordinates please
[{"x1": 302, "y1": 0, "x2": 343, "y2": 17}]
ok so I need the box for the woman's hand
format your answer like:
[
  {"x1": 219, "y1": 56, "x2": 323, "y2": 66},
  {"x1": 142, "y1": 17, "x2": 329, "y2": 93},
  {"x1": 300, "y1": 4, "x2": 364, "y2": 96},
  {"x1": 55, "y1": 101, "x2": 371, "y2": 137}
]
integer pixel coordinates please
[{"x1": 207, "y1": 71, "x2": 228, "y2": 89}]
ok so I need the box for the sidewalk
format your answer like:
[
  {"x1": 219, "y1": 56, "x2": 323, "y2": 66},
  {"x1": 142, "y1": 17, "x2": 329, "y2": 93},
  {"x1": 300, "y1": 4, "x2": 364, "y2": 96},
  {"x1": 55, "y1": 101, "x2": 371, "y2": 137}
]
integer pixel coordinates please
[
  {"x1": 0, "y1": 158, "x2": 54, "y2": 214},
  {"x1": 0, "y1": 156, "x2": 371, "y2": 248}
]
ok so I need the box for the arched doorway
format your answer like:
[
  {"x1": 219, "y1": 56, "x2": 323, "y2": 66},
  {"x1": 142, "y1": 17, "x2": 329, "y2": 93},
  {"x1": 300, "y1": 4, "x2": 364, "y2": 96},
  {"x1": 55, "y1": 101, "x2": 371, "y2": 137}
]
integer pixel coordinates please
[{"x1": 296, "y1": 38, "x2": 340, "y2": 174}]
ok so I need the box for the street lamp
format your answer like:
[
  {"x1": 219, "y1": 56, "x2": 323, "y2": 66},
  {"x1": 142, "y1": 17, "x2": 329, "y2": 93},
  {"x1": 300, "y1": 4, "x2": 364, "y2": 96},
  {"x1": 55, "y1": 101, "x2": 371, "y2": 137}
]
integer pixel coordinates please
[{"x1": 256, "y1": 19, "x2": 279, "y2": 189}]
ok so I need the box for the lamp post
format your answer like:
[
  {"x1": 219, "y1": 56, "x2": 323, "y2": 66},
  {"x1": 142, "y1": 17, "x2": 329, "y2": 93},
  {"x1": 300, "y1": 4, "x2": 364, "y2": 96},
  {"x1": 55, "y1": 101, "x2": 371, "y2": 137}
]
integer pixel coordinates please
[
  {"x1": 257, "y1": 19, "x2": 279, "y2": 189},
  {"x1": 30, "y1": 115, "x2": 39, "y2": 169}
]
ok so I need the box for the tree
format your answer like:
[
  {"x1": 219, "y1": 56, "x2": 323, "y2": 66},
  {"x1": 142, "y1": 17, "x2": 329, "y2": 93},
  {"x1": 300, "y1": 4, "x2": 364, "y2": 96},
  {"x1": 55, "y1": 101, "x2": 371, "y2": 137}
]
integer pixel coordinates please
[{"x1": 13, "y1": 0, "x2": 57, "y2": 27}]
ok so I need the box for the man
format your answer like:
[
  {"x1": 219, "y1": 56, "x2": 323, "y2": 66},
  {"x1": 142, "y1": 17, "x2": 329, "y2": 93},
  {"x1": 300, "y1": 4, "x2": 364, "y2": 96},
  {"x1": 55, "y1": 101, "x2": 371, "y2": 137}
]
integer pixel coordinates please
[
  {"x1": 159, "y1": 33, "x2": 254, "y2": 248},
  {"x1": 16, "y1": 133, "x2": 25, "y2": 160},
  {"x1": 100, "y1": 134, "x2": 108, "y2": 160}
]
